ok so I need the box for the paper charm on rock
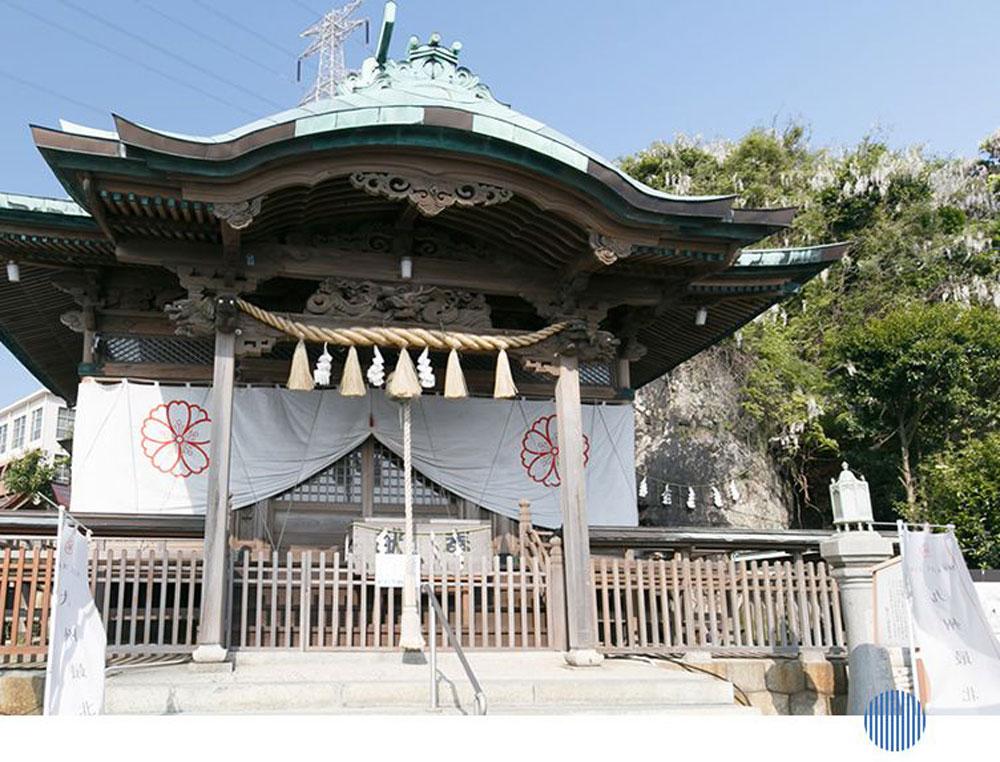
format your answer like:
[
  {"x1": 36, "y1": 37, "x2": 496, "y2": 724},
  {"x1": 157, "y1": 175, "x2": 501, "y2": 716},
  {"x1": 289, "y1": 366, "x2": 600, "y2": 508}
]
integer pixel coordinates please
[
  {"x1": 686, "y1": 487, "x2": 696, "y2": 510},
  {"x1": 638, "y1": 476, "x2": 648, "y2": 499},
  {"x1": 367, "y1": 345, "x2": 385, "y2": 387},
  {"x1": 661, "y1": 483, "x2": 672, "y2": 506}
]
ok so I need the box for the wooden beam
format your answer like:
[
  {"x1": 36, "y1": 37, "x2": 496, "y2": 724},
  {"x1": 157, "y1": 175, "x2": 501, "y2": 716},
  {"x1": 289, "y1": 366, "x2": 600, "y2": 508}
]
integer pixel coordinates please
[
  {"x1": 194, "y1": 328, "x2": 236, "y2": 662},
  {"x1": 554, "y1": 354, "x2": 601, "y2": 662},
  {"x1": 115, "y1": 238, "x2": 671, "y2": 305}
]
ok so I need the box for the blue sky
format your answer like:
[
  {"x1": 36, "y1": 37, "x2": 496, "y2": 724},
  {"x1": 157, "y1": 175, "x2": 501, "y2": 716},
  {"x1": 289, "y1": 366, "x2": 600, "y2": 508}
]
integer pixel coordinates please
[{"x1": 1, "y1": 0, "x2": 998, "y2": 407}]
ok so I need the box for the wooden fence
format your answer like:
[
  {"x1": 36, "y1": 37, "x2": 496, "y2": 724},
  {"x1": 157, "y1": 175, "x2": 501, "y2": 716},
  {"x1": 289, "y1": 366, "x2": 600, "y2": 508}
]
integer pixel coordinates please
[
  {"x1": 0, "y1": 543, "x2": 56, "y2": 664},
  {"x1": 231, "y1": 549, "x2": 553, "y2": 650},
  {"x1": 592, "y1": 555, "x2": 845, "y2": 655},
  {"x1": 3, "y1": 537, "x2": 846, "y2": 662}
]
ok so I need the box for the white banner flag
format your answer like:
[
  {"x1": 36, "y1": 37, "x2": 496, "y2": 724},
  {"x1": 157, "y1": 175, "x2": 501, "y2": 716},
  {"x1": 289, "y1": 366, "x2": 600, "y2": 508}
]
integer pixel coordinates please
[
  {"x1": 43, "y1": 511, "x2": 106, "y2": 716},
  {"x1": 899, "y1": 527, "x2": 1000, "y2": 714}
]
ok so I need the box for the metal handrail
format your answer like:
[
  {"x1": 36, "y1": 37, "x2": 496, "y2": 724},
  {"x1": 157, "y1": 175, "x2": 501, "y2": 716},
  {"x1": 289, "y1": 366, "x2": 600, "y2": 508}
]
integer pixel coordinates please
[{"x1": 421, "y1": 581, "x2": 487, "y2": 715}]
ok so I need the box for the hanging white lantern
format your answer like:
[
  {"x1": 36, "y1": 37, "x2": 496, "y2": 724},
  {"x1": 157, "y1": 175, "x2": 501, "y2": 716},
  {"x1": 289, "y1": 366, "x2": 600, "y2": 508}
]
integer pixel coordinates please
[
  {"x1": 367, "y1": 345, "x2": 386, "y2": 387},
  {"x1": 416, "y1": 347, "x2": 436, "y2": 389},
  {"x1": 638, "y1": 476, "x2": 648, "y2": 499}
]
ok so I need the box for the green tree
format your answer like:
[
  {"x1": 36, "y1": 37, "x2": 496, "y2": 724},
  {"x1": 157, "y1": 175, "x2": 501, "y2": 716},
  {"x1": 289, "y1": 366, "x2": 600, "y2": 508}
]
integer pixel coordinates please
[
  {"x1": 830, "y1": 303, "x2": 1000, "y2": 516},
  {"x1": 3, "y1": 449, "x2": 56, "y2": 500},
  {"x1": 921, "y1": 434, "x2": 1000, "y2": 569}
]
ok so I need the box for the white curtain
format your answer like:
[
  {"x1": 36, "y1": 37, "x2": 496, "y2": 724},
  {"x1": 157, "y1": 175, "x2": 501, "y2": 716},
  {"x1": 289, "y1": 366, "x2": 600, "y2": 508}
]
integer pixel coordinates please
[{"x1": 70, "y1": 380, "x2": 637, "y2": 528}]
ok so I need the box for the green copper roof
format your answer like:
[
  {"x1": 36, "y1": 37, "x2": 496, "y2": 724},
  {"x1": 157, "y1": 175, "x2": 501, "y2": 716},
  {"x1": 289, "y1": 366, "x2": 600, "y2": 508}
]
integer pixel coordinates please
[
  {"x1": 61, "y1": 32, "x2": 728, "y2": 208},
  {"x1": 0, "y1": 192, "x2": 89, "y2": 218}
]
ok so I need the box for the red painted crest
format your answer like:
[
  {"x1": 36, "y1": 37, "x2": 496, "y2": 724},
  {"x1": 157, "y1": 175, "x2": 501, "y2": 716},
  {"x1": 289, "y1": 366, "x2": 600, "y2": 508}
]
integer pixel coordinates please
[
  {"x1": 520, "y1": 414, "x2": 590, "y2": 488},
  {"x1": 140, "y1": 400, "x2": 211, "y2": 478}
]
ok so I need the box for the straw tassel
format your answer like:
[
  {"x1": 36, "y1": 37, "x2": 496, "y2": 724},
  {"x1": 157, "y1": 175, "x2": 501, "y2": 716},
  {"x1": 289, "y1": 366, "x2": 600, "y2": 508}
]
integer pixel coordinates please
[
  {"x1": 386, "y1": 348, "x2": 422, "y2": 399},
  {"x1": 287, "y1": 339, "x2": 315, "y2": 391},
  {"x1": 493, "y1": 348, "x2": 518, "y2": 399},
  {"x1": 443, "y1": 348, "x2": 468, "y2": 399},
  {"x1": 339, "y1": 345, "x2": 366, "y2": 397}
]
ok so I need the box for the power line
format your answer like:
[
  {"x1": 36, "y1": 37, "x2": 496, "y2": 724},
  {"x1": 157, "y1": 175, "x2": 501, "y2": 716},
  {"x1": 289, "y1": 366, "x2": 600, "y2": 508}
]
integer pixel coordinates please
[
  {"x1": 3, "y1": 1, "x2": 262, "y2": 119},
  {"x1": 134, "y1": 0, "x2": 293, "y2": 83},
  {"x1": 57, "y1": 0, "x2": 283, "y2": 111},
  {"x1": 0, "y1": 68, "x2": 109, "y2": 120},
  {"x1": 190, "y1": 0, "x2": 298, "y2": 58},
  {"x1": 290, "y1": 0, "x2": 324, "y2": 19}
]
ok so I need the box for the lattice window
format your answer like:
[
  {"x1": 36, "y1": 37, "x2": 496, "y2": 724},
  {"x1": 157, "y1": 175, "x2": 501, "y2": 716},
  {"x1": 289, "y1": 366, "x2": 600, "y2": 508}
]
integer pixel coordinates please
[
  {"x1": 372, "y1": 441, "x2": 449, "y2": 506},
  {"x1": 102, "y1": 335, "x2": 215, "y2": 365},
  {"x1": 274, "y1": 440, "x2": 450, "y2": 506}
]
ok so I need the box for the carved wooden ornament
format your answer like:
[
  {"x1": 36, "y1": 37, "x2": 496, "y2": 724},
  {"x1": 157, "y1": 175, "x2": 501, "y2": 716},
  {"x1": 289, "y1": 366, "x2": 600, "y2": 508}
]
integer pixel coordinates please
[{"x1": 349, "y1": 171, "x2": 512, "y2": 217}]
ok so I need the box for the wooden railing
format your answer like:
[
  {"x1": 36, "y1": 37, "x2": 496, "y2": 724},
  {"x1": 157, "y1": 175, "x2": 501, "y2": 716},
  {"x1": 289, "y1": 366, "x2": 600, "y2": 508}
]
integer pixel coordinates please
[
  {"x1": 592, "y1": 554, "x2": 845, "y2": 655},
  {"x1": 0, "y1": 543, "x2": 56, "y2": 664},
  {"x1": 231, "y1": 549, "x2": 553, "y2": 650},
  {"x1": 1, "y1": 541, "x2": 202, "y2": 663}
]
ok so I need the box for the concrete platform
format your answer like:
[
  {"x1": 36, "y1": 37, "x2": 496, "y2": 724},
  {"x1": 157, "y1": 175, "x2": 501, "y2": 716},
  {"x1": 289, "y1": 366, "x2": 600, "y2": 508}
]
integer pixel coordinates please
[{"x1": 104, "y1": 651, "x2": 755, "y2": 715}]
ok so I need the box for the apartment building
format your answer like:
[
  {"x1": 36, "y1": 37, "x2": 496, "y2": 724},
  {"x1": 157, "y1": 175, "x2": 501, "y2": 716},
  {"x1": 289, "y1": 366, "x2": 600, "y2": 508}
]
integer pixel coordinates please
[{"x1": 0, "y1": 388, "x2": 72, "y2": 468}]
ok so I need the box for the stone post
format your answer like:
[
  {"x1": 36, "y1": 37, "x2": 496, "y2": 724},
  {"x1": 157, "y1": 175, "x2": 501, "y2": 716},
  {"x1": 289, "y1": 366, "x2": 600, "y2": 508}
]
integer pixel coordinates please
[{"x1": 820, "y1": 529, "x2": 894, "y2": 712}]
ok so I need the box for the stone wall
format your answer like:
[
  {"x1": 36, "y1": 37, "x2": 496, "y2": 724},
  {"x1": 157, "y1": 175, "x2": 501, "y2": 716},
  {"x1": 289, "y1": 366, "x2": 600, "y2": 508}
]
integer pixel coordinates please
[
  {"x1": 0, "y1": 670, "x2": 44, "y2": 715},
  {"x1": 679, "y1": 653, "x2": 848, "y2": 715},
  {"x1": 634, "y1": 348, "x2": 794, "y2": 530}
]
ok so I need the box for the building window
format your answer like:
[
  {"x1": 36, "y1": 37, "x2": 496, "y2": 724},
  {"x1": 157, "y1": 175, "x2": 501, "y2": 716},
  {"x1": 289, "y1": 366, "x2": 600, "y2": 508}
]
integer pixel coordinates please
[
  {"x1": 30, "y1": 408, "x2": 43, "y2": 441},
  {"x1": 12, "y1": 416, "x2": 25, "y2": 449},
  {"x1": 56, "y1": 408, "x2": 74, "y2": 440},
  {"x1": 0, "y1": 423, "x2": 6, "y2": 454}
]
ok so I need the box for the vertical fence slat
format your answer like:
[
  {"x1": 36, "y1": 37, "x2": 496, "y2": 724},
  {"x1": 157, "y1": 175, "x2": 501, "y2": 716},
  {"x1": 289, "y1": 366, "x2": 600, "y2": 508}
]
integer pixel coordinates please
[
  {"x1": 23, "y1": 547, "x2": 41, "y2": 657},
  {"x1": 479, "y1": 556, "x2": 489, "y2": 649},
  {"x1": 761, "y1": 561, "x2": 776, "y2": 647},
  {"x1": 493, "y1": 555, "x2": 502, "y2": 648},
  {"x1": 782, "y1": 560, "x2": 798, "y2": 647},
  {"x1": 716, "y1": 559, "x2": 730, "y2": 647},
  {"x1": 37, "y1": 546, "x2": 56, "y2": 658},
  {"x1": 703, "y1": 557, "x2": 717, "y2": 647},
  {"x1": 829, "y1": 571, "x2": 845, "y2": 648},
  {"x1": 468, "y1": 560, "x2": 476, "y2": 649},
  {"x1": 531, "y1": 555, "x2": 542, "y2": 648},
  {"x1": 331, "y1": 552, "x2": 341, "y2": 648},
  {"x1": 611, "y1": 559, "x2": 624, "y2": 648},
  {"x1": 0, "y1": 548, "x2": 10, "y2": 652},
  {"x1": 599, "y1": 557, "x2": 611, "y2": 647},
  {"x1": 518, "y1": 558, "x2": 528, "y2": 649},
  {"x1": 157, "y1": 551, "x2": 169, "y2": 647},
  {"x1": 185, "y1": 552, "x2": 197, "y2": 646},
  {"x1": 635, "y1": 560, "x2": 648, "y2": 648},
  {"x1": 358, "y1": 556, "x2": 368, "y2": 649},
  {"x1": 505, "y1": 556, "x2": 515, "y2": 648},
  {"x1": 170, "y1": 550, "x2": 181, "y2": 647},
  {"x1": 816, "y1": 561, "x2": 834, "y2": 648},
  {"x1": 646, "y1": 559, "x2": 660, "y2": 647},
  {"x1": 738, "y1": 560, "x2": 753, "y2": 647},
  {"x1": 750, "y1": 560, "x2": 765, "y2": 647},
  {"x1": 658, "y1": 559, "x2": 672, "y2": 648}
]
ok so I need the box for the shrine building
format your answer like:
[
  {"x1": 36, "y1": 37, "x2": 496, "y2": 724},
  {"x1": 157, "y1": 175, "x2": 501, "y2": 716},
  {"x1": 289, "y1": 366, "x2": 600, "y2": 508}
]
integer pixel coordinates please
[{"x1": 0, "y1": 3, "x2": 848, "y2": 665}]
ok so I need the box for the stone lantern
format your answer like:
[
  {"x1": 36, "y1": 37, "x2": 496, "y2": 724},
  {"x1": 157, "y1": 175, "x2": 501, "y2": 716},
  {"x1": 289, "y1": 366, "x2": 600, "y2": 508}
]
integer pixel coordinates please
[{"x1": 829, "y1": 462, "x2": 873, "y2": 529}]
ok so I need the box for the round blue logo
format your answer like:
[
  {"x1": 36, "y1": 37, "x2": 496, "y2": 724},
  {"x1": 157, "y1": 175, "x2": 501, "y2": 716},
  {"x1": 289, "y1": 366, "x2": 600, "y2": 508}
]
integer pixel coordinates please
[{"x1": 864, "y1": 690, "x2": 926, "y2": 751}]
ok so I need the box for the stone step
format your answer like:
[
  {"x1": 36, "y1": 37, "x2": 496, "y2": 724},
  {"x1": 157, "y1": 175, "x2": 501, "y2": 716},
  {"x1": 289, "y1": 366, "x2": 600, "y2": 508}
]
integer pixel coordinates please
[{"x1": 104, "y1": 652, "x2": 744, "y2": 715}]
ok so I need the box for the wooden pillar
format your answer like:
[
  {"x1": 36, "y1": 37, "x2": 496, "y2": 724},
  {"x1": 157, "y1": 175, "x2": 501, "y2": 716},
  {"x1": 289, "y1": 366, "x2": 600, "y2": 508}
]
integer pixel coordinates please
[
  {"x1": 193, "y1": 324, "x2": 236, "y2": 662},
  {"x1": 554, "y1": 354, "x2": 602, "y2": 665}
]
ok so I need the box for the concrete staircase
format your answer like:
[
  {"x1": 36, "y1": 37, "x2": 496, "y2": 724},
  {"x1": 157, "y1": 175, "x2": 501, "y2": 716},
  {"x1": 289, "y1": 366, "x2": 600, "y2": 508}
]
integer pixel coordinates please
[{"x1": 104, "y1": 652, "x2": 756, "y2": 715}]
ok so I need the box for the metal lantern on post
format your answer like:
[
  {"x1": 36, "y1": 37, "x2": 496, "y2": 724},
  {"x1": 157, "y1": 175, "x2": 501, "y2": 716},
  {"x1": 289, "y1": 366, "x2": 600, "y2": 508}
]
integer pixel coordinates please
[{"x1": 829, "y1": 462, "x2": 874, "y2": 530}]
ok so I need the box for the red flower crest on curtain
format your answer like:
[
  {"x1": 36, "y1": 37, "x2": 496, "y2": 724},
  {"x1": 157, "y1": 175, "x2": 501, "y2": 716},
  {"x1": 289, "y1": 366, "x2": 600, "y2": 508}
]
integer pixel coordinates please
[
  {"x1": 140, "y1": 400, "x2": 211, "y2": 478},
  {"x1": 520, "y1": 414, "x2": 590, "y2": 488}
]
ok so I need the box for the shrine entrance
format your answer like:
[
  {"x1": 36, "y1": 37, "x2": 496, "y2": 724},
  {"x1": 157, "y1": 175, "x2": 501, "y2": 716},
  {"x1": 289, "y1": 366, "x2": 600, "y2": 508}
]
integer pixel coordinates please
[{"x1": 231, "y1": 436, "x2": 507, "y2": 555}]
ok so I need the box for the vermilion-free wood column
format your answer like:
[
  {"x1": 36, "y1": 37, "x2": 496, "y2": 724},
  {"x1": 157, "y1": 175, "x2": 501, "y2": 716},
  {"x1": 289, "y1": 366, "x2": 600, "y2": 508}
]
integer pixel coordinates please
[
  {"x1": 192, "y1": 317, "x2": 236, "y2": 663},
  {"x1": 554, "y1": 354, "x2": 603, "y2": 666}
]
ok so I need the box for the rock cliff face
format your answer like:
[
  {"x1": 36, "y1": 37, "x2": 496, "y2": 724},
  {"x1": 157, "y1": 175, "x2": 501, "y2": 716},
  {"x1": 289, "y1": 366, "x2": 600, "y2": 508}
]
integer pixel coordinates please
[{"x1": 634, "y1": 347, "x2": 792, "y2": 529}]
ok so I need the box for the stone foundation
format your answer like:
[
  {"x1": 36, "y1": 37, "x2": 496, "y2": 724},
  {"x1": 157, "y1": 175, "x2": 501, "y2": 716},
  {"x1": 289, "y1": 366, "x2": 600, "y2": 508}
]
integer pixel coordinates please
[
  {"x1": 0, "y1": 670, "x2": 45, "y2": 715},
  {"x1": 672, "y1": 653, "x2": 848, "y2": 715}
]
